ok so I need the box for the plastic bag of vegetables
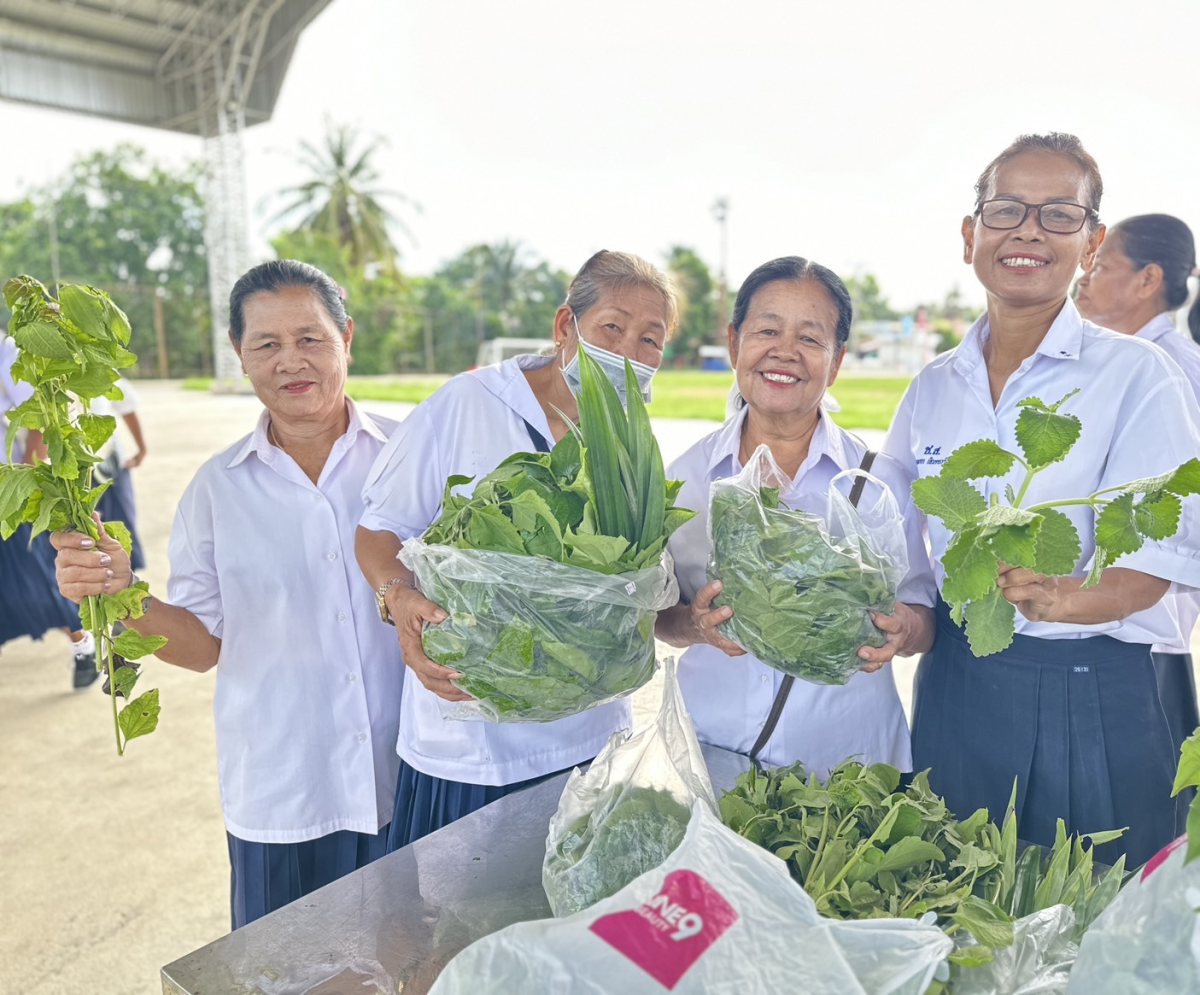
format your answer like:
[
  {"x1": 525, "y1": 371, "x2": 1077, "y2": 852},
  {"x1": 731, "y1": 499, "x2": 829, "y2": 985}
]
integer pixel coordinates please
[
  {"x1": 542, "y1": 658, "x2": 715, "y2": 916},
  {"x1": 403, "y1": 347, "x2": 693, "y2": 722},
  {"x1": 709, "y1": 442, "x2": 908, "y2": 685}
]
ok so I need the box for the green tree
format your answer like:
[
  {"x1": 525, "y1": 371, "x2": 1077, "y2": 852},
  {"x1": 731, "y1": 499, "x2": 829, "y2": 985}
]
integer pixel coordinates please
[
  {"x1": 0, "y1": 145, "x2": 210, "y2": 376},
  {"x1": 270, "y1": 124, "x2": 418, "y2": 271},
  {"x1": 665, "y1": 245, "x2": 717, "y2": 365},
  {"x1": 843, "y1": 273, "x2": 899, "y2": 321}
]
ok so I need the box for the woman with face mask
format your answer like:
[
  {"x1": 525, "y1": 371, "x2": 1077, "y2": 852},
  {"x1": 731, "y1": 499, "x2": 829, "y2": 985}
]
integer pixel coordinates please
[
  {"x1": 656, "y1": 256, "x2": 936, "y2": 778},
  {"x1": 355, "y1": 250, "x2": 675, "y2": 851},
  {"x1": 884, "y1": 134, "x2": 1200, "y2": 867},
  {"x1": 1075, "y1": 214, "x2": 1200, "y2": 770}
]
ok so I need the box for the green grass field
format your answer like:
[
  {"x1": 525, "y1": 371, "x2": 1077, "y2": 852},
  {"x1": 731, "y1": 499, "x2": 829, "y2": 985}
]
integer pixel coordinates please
[{"x1": 183, "y1": 370, "x2": 911, "y2": 430}]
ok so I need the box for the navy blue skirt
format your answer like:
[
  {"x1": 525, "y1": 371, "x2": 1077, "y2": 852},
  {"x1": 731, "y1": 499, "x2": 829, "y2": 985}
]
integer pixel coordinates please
[
  {"x1": 0, "y1": 522, "x2": 80, "y2": 645},
  {"x1": 386, "y1": 760, "x2": 571, "y2": 853},
  {"x1": 95, "y1": 468, "x2": 145, "y2": 571},
  {"x1": 227, "y1": 825, "x2": 389, "y2": 931},
  {"x1": 913, "y1": 600, "x2": 1182, "y2": 868},
  {"x1": 1152, "y1": 651, "x2": 1199, "y2": 759}
]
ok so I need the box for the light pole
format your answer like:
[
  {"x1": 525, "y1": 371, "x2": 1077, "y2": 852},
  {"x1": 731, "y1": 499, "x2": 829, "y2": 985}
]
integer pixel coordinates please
[{"x1": 711, "y1": 197, "x2": 730, "y2": 340}]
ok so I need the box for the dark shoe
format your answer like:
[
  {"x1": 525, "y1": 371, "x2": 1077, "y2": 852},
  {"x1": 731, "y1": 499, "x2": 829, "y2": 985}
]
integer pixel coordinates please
[{"x1": 73, "y1": 649, "x2": 100, "y2": 690}]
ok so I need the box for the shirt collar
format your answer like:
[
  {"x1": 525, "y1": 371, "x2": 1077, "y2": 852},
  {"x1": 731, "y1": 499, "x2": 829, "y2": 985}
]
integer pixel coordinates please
[
  {"x1": 467, "y1": 354, "x2": 556, "y2": 435},
  {"x1": 1133, "y1": 311, "x2": 1178, "y2": 344},
  {"x1": 954, "y1": 298, "x2": 1086, "y2": 376},
  {"x1": 226, "y1": 397, "x2": 381, "y2": 469},
  {"x1": 704, "y1": 404, "x2": 853, "y2": 481}
]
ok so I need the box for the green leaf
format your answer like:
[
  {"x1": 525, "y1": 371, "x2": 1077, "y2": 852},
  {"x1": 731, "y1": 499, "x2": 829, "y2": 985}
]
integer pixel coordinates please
[
  {"x1": 978, "y1": 505, "x2": 1039, "y2": 528},
  {"x1": 112, "y1": 628, "x2": 168, "y2": 661},
  {"x1": 0, "y1": 465, "x2": 38, "y2": 526},
  {"x1": 1015, "y1": 405, "x2": 1082, "y2": 469},
  {"x1": 103, "y1": 520, "x2": 134, "y2": 557},
  {"x1": 941, "y1": 527, "x2": 1000, "y2": 604},
  {"x1": 876, "y1": 837, "x2": 945, "y2": 873},
  {"x1": 940, "y1": 439, "x2": 1019, "y2": 480},
  {"x1": 58, "y1": 285, "x2": 112, "y2": 342},
  {"x1": 964, "y1": 586, "x2": 1016, "y2": 657},
  {"x1": 1033, "y1": 508, "x2": 1082, "y2": 576},
  {"x1": 1165, "y1": 458, "x2": 1200, "y2": 497},
  {"x1": 107, "y1": 582, "x2": 151, "y2": 621},
  {"x1": 951, "y1": 895, "x2": 1015, "y2": 948},
  {"x1": 1094, "y1": 493, "x2": 1142, "y2": 561},
  {"x1": 109, "y1": 665, "x2": 141, "y2": 699},
  {"x1": 948, "y1": 946, "x2": 996, "y2": 968},
  {"x1": 989, "y1": 522, "x2": 1041, "y2": 570},
  {"x1": 1173, "y1": 730, "x2": 1200, "y2": 797},
  {"x1": 1082, "y1": 544, "x2": 1111, "y2": 590},
  {"x1": 117, "y1": 688, "x2": 160, "y2": 742},
  {"x1": 911, "y1": 475, "x2": 987, "y2": 530},
  {"x1": 13, "y1": 320, "x2": 77, "y2": 360},
  {"x1": 1134, "y1": 492, "x2": 1182, "y2": 541},
  {"x1": 1187, "y1": 797, "x2": 1200, "y2": 866},
  {"x1": 76, "y1": 413, "x2": 117, "y2": 452}
]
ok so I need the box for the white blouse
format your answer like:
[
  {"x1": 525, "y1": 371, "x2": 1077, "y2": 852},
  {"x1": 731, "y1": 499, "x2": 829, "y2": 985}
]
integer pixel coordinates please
[
  {"x1": 884, "y1": 300, "x2": 1200, "y2": 647},
  {"x1": 1135, "y1": 312, "x2": 1200, "y2": 654},
  {"x1": 666, "y1": 406, "x2": 936, "y2": 775},
  {"x1": 167, "y1": 400, "x2": 403, "y2": 843},
  {"x1": 360, "y1": 355, "x2": 632, "y2": 786}
]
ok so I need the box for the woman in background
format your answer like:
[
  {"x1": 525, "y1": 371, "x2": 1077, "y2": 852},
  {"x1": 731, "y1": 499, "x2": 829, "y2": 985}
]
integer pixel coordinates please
[{"x1": 1075, "y1": 213, "x2": 1200, "y2": 757}]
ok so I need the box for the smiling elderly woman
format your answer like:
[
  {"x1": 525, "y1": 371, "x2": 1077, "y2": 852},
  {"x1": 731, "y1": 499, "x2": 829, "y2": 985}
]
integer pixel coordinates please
[
  {"x1": 51, "y1": 260, "x2": 403, "y2": 930},
  {"x1": 656, "y1": 256, "x2": 937, "y2": 776}
]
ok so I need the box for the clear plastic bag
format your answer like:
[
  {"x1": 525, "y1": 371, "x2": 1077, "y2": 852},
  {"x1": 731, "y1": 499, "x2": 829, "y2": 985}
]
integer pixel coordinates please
[
  {"x1": 401, "y1": 537, "x2": 679, "y2": 723},
  {"x1": 708, "y1": 442, "x2": 909, "y2": 686},
  {"x1": 431, "y1": 800, "x2": 951, "y2": 995},
  {"x1": 1067, "y1": 835, "x2": 1200, "y2": 994},
  {"x1": 947, "y1": 904, "x2": 1077, "y2": 995},
  {"x1": 543, "y1": 659, "x2": 716, "y2": 917}
]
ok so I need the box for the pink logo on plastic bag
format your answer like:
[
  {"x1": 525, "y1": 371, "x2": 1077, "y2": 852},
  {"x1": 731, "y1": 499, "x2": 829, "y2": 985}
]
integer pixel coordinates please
[
  {"x1": 1142, "y1": 834, "x2": 1188, "y2": 881},
  {"x1": 589, "y1": 869, "x2": 738, "y2": 990}
]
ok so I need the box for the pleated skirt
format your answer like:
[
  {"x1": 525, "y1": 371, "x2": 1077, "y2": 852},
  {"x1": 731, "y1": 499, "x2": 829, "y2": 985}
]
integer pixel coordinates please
[
  {"x1": 0, "y1": 522, "x2": 80, "y2": 645},
  {"x1": 227, "y1": 825, "x2": 390, "y2": 931},
  {"x1": 95, "y1": 468, "x2": 145, "y2": 571},
  {"x1": 1152, "y1": 651, "x2": 1199, "y2": 758},
  {"x1": 912, "y1": 600, "x2": 1183, "y2": 868},
  {"x1": 386, "y1": 760, "x2": 568, "y2": 853}
]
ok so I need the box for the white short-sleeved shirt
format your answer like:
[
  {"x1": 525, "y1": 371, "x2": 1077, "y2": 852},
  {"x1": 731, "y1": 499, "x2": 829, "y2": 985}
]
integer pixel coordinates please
[
  {"x1": 883, "y1": 300, "x2": 1200, "y2": 646},
  {"x1": 1, "y1": 336, "x2": 33, "y2": 464},
  {"x1": 666, "y1": 406, "x2": 936, "y2": 775},
  {"x1": 360, "y1": 355, "x2": 632, "y2": 786},
  {"x1": 1135, "y1": 312, "x2": 1200, "y2": 653},
  {"x1": 167, "y1": 400, "x2": 403, "y2": 843}
]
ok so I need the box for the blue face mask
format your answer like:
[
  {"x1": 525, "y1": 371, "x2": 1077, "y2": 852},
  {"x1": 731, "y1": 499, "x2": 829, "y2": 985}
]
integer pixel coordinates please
[{"x1": 560, "y1": 316, "x2": 657, "y2": 404}]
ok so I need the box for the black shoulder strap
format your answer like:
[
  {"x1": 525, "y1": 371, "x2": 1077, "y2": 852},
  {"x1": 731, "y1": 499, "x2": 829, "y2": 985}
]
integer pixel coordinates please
[
  {"x1": 522, "y1": 418, "x2": 551, "y2": 454},
  {"x1": 749, "y1": 449, "x2": 877, "y2": 764}
]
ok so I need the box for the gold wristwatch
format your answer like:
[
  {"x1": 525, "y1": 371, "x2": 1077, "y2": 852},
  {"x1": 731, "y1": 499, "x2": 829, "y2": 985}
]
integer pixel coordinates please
[{"x1": 376, "y1": 577, "x2": 411, "y2": 625}]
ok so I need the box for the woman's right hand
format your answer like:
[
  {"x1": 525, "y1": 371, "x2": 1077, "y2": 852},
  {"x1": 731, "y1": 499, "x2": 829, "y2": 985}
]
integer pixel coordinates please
[
  {"x1": 671, "y1": 579, "x2": 746, "y2": 656},
  {"x1": 50, "y1": 519, "x2": 133, "y2": 603},
  {"x1": 387, "y1": 584, "x2": 475, "y2": 701}
]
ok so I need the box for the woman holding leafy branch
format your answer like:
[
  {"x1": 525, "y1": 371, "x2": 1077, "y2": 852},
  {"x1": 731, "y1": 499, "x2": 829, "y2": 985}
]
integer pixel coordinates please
[
  {"x1": 355, "y1": 250, "x2": 676, "y2": 850},
  {"x1": 51, "y1": 260, "x2": 405, "y2": 929},
  {"x1": 883, "y1": 133, "x2": 1200, "y2": 866},
  {"x1": 657, "y1": 256, "x2": 937, "y2": 775}
]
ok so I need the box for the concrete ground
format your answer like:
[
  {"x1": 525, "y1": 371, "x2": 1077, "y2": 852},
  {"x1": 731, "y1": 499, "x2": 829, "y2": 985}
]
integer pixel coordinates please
[{"x1": 2, "y1": 381, "x2": 1192, "y2": 994}]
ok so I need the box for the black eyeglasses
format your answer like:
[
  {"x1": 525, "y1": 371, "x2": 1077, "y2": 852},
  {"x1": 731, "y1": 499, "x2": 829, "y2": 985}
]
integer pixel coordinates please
[{"x1": 975, "y1": 198, "x2": 1099, "y2": 234}]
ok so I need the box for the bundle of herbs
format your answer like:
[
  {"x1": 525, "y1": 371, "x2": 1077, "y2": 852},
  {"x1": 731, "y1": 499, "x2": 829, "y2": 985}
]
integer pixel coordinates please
[
  {"x1": 709, "y1": 445, "x2": 907, "y2": 685},
  {"x1": 0, "y1": 277, "x2": 164, "y2": 754},
  {"x1": 911, "y1": 388, "x2": 1200, "y2": 656},
  {"x1": 719, "y1": 759, "x2": 1127, "y2": 978},
  {"x1": 402, "y1": 348, "x2": 693, "y2": 721}
]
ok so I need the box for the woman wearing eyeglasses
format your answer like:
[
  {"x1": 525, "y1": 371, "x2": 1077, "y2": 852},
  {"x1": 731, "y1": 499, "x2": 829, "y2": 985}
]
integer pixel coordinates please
[
  {"x1": 884, "y1": 134, "x2": 1200, "y2": 866},
  {"x1": 1075, "y1": 214, "x2": 1200, "y2": 768}
]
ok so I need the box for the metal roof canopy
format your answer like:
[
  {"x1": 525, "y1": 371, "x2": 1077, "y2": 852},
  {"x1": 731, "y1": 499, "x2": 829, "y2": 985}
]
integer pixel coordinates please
[{"x1": 0, "y1": 0, "x2": 335, "y2": 383}]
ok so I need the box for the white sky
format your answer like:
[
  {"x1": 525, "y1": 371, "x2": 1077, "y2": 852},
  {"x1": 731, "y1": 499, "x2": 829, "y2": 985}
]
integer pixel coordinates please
[{"x1": 0, "y1": 0, "x2": 1197, "y2": 312}]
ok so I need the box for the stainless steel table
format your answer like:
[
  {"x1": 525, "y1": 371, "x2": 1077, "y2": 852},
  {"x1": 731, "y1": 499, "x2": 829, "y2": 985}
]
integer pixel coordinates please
[{"x1": 160, "y1": 745, "x2": 751, "y2": 995}]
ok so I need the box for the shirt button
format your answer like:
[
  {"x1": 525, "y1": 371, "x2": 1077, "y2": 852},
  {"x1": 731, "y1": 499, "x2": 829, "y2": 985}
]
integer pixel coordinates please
[
  {"x1": 337, "y1": 612, "x2": 347, "y2": 623},
  {"x1": 348, "y1": 673, "x2": 357, "y2": 683},
  {"x1": 327, "y1": 551, "x2": 338, "y2": 561},
  {"x1": 357, "y1": 733, "x2": 367, "y2": 744},
  {"x1": 761, "y1": 675, "x2": 769, "y2": 684}
]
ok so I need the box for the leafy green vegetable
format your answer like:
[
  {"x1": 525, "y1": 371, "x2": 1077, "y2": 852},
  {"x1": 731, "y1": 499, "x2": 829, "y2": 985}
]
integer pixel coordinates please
[
  {"x1": 720, "y1": 758, "x2": 1127, "y2": 973},
  {"x1": 0, "y1": 277, "x2": 161, "y2": 754},
  {"x1": 911, "y1": 388, "x2": 1200, "y2": 655},
  {"x1": 708, "y1": 481, "x2": 894, "y2": 686},
  {"x1": 1172, "y1": 728, "x2": 1200, "y2": 865},
  {"x1": 544, "y1": 784, "x2": 692, "y2": 916},
  {"x1": 412, "y1": 347, "x2": 693, "y2": 721}
]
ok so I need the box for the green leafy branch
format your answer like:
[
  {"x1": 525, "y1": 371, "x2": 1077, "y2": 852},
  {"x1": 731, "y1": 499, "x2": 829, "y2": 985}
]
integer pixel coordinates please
[
  {"x1": 911, "y1": 388, "x2": 1200, "y2": 656},
  {"x1": 0, "y1": 276, "x2": 164, "y2": 754}
]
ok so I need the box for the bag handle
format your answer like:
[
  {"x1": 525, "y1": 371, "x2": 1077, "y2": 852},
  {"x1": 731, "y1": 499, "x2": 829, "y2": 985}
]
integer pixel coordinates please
[{"x1": 748, "y1": 448, "x2": 877, "y2": 763}]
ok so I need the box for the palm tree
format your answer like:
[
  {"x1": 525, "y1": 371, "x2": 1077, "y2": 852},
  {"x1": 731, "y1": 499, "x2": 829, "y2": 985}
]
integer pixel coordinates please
[{"x1": 269, "y1": 124, "x2": 418, "y2": 271}]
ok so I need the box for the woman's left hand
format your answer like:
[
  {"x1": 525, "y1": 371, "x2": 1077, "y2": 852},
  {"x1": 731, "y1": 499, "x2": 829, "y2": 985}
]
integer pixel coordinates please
[
  {"x1": 857, "y1": 602, "x2": 935, "y2": 672},
  {"x1": 996, "y1": 563, "x2": 1070, "y2": 623}
]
